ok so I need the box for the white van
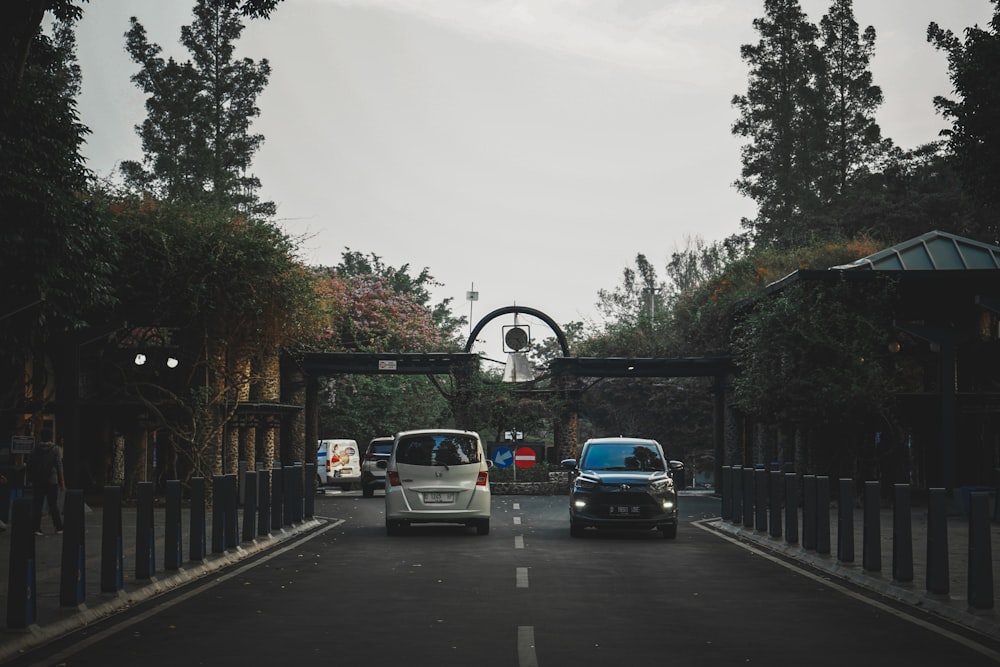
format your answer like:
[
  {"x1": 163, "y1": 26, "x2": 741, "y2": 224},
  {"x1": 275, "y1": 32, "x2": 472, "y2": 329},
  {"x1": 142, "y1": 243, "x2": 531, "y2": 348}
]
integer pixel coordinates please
[{"x1": 317, "y1": 439, "x2": 361, "y2": 490}]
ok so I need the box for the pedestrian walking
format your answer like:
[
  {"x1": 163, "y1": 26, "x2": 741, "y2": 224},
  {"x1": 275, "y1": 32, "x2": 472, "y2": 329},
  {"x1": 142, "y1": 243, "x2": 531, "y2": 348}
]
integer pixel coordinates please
[{"x1": 28, "y1": 428, "x2": 64, "y2": 535}]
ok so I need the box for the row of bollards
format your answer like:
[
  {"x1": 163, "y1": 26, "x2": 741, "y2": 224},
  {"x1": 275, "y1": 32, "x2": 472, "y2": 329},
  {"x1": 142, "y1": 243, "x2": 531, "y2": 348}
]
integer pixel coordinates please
[
  {"x1": 720, "y1": 465, "x2": 995, "y2": 611},
  {"x1": 5, "y1": 462, "x2": 316, "y2": 630}
]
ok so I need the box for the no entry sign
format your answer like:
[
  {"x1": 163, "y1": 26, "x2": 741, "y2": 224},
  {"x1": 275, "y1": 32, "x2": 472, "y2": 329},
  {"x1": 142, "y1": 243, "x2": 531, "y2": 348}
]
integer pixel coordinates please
[{"x1": 514, "y1": 446, "x2": 537, "y2": 469}]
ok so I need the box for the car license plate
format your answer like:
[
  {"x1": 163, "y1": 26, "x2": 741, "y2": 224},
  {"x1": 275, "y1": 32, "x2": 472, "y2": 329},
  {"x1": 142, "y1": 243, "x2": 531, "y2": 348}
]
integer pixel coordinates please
[
  {"x1": 423, "y1": 492, "x2": 455, "y2": 503},
  {"x1": 609, "y1": 505, "x2": 640, "y2": 516}
]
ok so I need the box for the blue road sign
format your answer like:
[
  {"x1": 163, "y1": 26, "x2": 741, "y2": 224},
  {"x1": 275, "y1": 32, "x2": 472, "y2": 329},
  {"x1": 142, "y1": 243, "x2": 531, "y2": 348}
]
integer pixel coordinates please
[{"x1": 492, "y1": 446, "x2": 513, "y2": 469}]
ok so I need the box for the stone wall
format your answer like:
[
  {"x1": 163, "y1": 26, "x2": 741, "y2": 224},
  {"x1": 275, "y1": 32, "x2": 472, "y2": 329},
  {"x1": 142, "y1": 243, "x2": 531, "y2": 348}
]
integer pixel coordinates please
[{"x1": 491, "y1": 471, "x2": 571, "y2": 495}]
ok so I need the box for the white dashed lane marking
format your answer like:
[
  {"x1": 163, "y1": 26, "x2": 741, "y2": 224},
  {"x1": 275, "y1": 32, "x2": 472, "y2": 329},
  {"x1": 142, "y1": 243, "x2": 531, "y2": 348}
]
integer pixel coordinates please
[{"x1": 516, "y1": 567, "x2": 529, "y2": 588}]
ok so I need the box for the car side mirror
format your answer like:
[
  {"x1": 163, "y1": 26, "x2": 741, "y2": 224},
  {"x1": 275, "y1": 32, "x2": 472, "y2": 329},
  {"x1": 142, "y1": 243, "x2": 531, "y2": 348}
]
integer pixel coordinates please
[{"x1": 560, "y1": 458, "x2": 577, "y2": 470}]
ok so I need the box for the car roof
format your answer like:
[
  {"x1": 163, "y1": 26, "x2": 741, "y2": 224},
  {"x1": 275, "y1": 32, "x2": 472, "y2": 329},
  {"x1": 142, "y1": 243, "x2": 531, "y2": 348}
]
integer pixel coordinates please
[
  {"x1": 583, "y1": 436, "x2": 661, "y2": 447},
  {"x1": 395, "y1": 428, "x2": 480, "y2": 439}
]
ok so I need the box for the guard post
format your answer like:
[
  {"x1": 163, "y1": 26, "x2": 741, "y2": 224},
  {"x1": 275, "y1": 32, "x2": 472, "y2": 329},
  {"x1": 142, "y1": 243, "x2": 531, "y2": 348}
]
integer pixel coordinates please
[{"x1": 59, "y1": 489, "x2": 86, "y2": 607}]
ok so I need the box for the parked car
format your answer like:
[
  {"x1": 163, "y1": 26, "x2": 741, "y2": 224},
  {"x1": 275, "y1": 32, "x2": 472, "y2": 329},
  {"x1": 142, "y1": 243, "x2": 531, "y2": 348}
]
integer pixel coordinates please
[
  {"x1": 317, "y1": 439, "x2": 361, "y2": 490},
  {"x1": 384, "y1": 429, "x2": 491, "y2": 535},
  {"x1": 361, "y1": 436, "x2": 394, "y2": 497},
  {"x1": 561, "y1": 437, "x2": 683, "y2": 539}
]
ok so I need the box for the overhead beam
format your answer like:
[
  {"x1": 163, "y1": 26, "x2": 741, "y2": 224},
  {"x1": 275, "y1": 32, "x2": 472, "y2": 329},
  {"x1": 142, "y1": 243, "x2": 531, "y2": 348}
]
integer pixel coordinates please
[
  {"x1": 550, "y1": 356, "x2": 734, "y2": 378},
  {"x1": 300, "y1": 352, "x2": 480, "y2": 376}
]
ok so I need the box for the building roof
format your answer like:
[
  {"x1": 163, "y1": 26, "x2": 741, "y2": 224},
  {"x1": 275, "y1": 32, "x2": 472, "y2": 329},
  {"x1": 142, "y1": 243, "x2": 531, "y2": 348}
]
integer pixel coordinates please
[{"x1": 831, "y1": 230, "x2": 1000, "y2": 271}]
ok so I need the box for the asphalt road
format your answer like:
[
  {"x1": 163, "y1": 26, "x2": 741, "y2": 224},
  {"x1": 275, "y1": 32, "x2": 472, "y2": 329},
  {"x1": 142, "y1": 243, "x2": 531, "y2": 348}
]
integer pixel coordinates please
[{"x1": 10, "y1": 492, "x2": 1000, "y2": 666}]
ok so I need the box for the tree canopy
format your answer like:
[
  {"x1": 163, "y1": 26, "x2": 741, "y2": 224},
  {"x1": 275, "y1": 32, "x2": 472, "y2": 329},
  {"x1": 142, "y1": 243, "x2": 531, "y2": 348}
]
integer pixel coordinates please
[{"x1": 122, "y1": 0, "x2": 275, "y2": 217}]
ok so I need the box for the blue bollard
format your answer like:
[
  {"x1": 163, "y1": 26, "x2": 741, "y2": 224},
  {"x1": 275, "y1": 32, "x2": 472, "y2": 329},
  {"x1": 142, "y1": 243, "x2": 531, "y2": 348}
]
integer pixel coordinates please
[
  {"x1": 212, "y1": 475, "x2": 226, "y2": 554},
  {"x1": 165, "y1": 480, "x2": 182, "y2": 570},
  {"x1": 784, "y1": 472, "x2": 799, "y2": 544},
  {"x1": 802, "y1": 475, "x2": 817, "y2": 551},
  {"x1": 189, "y1": 477, "x2": 206, "y2": 561},
  {"x1": 926, "y1": 488, "x2": 949, "y2": 595},
  {"x1": 862, "y1": 481, "x2": 881, "y2": 572},
  {"x1": 892, "y1": 484, "x2": 913, "y2": 583},
  {"x1": 271, "y1": 464, "x2": 284, "y2": 532},
  {"x1": 59, "y1": 489, "x2": 86, "y2": 606},
  {"x1": 769, "y1": 470, "x2": 782, "y2": 539},
  {"x1": 136, "y1": 482, "x2": 156, "y2": 579},
  {"x1": 243, "y1": 471, "x2": 258, "y2": 543},
  {"x1": 304, "y1": 463, "x2": 316, "y2": 518},
  {"x1": 6, "y1": 498, "x2": 36, "y2": 628},
  {"x1": 731, "y1": 466, "x2": 743, "y2": 525},
  {"x1": 968, "y1": 491, "x2": 994, "y2": 610},
  {"x1": 100, "y1": 486, "x2": 124, "y2": 593},
  {"x1": 258, "y1": 469, "x2": 271, "y2": 536},
  {"x1": 742, "y1": 467, "x2": 754, "y2": 529},
  {"x1": 720, "y1": 466, "x2": 732, "y2": 521},
  {"x1": 226, "y1": 474, "x2": 239, "y2": 548},
  {"x1": 816, "y1": 476, "x2": 830, "y2": 555},
  {"x1": 837, "y1": 478, "x2": 854, "y2": 563},
  {"x1": 754, "y1": 467, "x2": 768, "y2": 533}
]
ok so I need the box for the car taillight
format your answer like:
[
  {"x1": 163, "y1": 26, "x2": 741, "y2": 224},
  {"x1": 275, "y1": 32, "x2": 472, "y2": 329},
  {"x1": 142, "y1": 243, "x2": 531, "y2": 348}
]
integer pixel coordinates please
[
  {"x1": 326, "y1": 460, "x2": 331, "y2": 472},
  {"x1": 388, "y1": 471, "x2": 401, "y2": 486},
  {"x1": 476, "y1": 470, "x2": 488, "y2": 486}
]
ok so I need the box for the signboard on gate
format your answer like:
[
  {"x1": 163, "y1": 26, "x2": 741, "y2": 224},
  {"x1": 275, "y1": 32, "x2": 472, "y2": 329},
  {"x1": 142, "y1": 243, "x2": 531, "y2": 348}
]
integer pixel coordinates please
[{"x1": 514, "y1": 446, "x2": 537, "y2": 469}]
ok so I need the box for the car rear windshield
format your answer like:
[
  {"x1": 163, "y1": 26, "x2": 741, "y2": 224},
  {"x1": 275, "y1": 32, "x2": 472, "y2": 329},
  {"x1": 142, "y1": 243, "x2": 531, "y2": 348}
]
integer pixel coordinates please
[
  {"x1": 369, "y1": 442, "x2": 393, "y2": 455},
  {"x1": 395, "y1": 434, "x2": 481, "y2": 466},
  {"x1": 581, "y1": 443, "x2": 664, "y2": 471}
]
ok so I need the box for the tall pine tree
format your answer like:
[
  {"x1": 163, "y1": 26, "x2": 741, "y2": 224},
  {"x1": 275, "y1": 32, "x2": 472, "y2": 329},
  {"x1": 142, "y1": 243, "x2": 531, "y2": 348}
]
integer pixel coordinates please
[
  {"x1": 732, "y1": 0, "x2": 820, "y2": 248},
  {"x1": 817, "y1": 0, "x2": 885, "y2": 204},
  {"x1": 928, "y1": 0, "x2": 1000, "y2": 241},
  {"x1": 122, "y1": 0, "x2": 275, "y2": 217},
  {"x1": 733, "y1": 0, "x2": 886, "y2": 247}
]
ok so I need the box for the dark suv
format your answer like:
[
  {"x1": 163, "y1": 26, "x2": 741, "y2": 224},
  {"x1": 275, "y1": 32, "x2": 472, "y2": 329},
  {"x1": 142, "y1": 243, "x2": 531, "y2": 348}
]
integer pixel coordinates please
[
  {"x1": 562, "y1": 437, "x2": 683, "y2": 539},
  {"x1": 361, "y1": 436, "x2": 394, "y2": 497}
]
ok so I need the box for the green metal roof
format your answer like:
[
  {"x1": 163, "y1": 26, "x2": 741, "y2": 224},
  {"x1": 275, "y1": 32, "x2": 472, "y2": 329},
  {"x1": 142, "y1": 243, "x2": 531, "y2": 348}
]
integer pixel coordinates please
[{"x1": 832, "y1": 230, "x2": 1000, "y2": 271}]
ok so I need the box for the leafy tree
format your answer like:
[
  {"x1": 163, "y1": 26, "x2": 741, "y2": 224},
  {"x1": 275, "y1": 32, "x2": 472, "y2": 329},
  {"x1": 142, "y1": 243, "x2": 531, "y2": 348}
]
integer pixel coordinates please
[
  {"x1": 0, "y1": 1, "x2": 281, "y2": 118},
  {"x1": 816, "y1": 0, "x2": 886, "y2": 205},
  {"x1": 334, "y1": 249, "x2": 465, "y2": 336},
  {"x1": 309, "y1": 251, "x2": 467, "y2": 441},
  {"x1": 732, "y1": 0, "x2": 821, "y2": 247},
  {"x1": 121, "y1": 0, "x2": 275, "y2": 217},
  {"x1": 0, "y1": 18, "x2": 117, "y2": 410},
  {"x1": 928, "y1": 1, "x2": 1000, "y2": 240},
  {"x1": 100, "y1": 196, "x2": 319, "y2": 481}
]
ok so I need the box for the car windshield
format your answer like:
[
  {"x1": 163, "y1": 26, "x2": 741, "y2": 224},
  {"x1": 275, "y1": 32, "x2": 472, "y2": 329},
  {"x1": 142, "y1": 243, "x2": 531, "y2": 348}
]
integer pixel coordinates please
[
  {"x1": 395, "y1": 434, "x2": 480, "y2": 466},
  {"x1": 370, "y1": 442, "x2": 393, "y2": 455},
  {"x1": 581, "y1": 444, "x2": 664, "y2": 471}
]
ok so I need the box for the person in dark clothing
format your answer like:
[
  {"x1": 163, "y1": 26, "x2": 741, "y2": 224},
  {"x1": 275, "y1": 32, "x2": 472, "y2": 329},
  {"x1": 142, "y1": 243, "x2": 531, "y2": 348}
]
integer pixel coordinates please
[{"x1": 29, "y1": 428, "x2": 64, "y2": 535}]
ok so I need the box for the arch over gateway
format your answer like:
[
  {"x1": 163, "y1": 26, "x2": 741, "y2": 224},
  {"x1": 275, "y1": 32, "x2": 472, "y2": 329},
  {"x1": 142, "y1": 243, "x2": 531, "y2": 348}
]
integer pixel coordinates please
[{"x1": 465, "y1": 305, "x2": 570, "y2": 357}]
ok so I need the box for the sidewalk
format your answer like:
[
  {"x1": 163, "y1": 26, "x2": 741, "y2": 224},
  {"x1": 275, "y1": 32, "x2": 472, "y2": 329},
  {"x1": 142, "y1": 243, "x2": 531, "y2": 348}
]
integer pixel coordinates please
[
  {"x1": 0, "y1": 499, "x2": 324, "y2": 662},
  {"x1": 708, "y1": 503, "x2": 1000, "y2": 642}
]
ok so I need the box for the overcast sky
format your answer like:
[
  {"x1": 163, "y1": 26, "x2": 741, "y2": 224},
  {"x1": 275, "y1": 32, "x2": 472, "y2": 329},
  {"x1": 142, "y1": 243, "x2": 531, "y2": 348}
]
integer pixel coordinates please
[{"x1": 73, "y1": 0, "x2": 995, "y2": 362}]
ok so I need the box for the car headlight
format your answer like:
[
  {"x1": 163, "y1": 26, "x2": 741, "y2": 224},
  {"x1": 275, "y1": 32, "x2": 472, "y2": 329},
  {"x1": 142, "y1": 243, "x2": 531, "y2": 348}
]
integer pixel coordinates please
[
  {"x1": 649, "y1": 477, "x2": 674, "y2": 491},
  {"x1": 574, "y1": 477, "x2": 598, "y2": 491}
]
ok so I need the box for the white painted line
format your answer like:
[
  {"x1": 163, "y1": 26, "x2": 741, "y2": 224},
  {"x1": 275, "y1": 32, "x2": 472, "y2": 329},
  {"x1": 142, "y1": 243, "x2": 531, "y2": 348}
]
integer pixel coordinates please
[
  {"x1": 514, "y1": 535, "x2": 525, "y2": 549},
  {"x1": 513, "y1": 502, "x2": 520, "y2": 510},
  {"x1": 518, "y1": 625, "x2": 539, "y2": 667},
  {"x1": 513, "y1": 516, "x2": 522, "y2": 525},
  {"x1": 516, "y1": 567, "x2": 529, "y2": 588}
]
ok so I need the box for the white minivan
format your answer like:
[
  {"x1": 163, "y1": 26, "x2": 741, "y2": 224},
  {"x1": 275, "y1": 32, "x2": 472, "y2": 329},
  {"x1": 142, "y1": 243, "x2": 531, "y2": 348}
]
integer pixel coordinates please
[
  {"x1": 317, "y1": 439, "x2": 361, "y2": 490},
  {"x1": 384, "y1": 429, "x2": 492, "y2": 535}
]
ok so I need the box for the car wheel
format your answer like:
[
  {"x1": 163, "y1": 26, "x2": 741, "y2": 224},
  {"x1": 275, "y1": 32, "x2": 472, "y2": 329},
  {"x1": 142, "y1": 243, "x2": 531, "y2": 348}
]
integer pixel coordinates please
[
  {"x1": 570, "y1": 520, "x2": 585, "y2": 538},
  {"x1": 660, "y1": 524, "x2": 678, "y2": 539},
  {"x1": 475, "y1": 518, "x2": 490, "y2": 536},
  {"x1": 362, "y1": 485, "x2": 374, "y2": 498}
]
